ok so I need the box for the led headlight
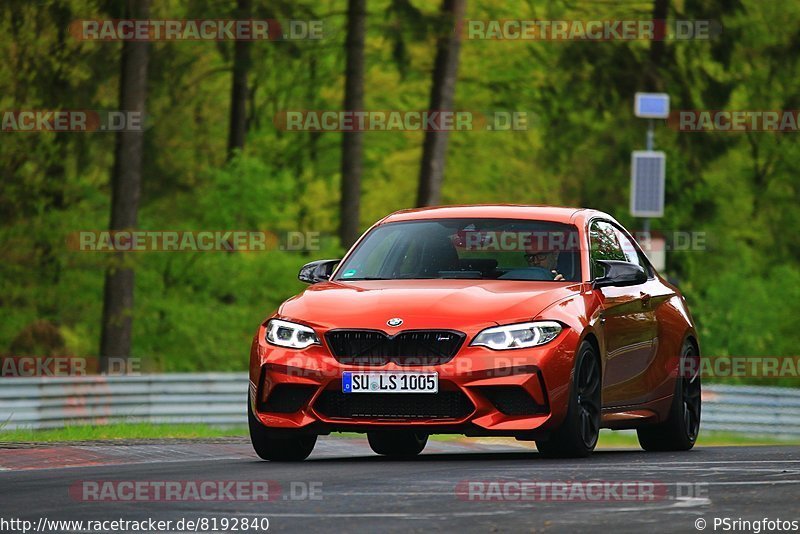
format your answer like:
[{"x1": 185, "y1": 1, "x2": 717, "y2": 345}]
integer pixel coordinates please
[
  {"x1": 471, "y1": 321, "x2": 562, "y2": 350},
  {"x1": 265, "y1": 319, "x2": 321, "y2": 349}
]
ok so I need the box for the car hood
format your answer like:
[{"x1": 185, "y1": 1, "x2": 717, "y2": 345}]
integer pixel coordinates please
[{"x1": 277, "y1": 279, "x2": 580, "y2": 331}]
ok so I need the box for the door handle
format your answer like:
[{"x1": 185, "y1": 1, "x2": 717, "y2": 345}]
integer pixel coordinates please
[{"x1": 640, "y1": 292, "x2": 652, "y2": 307}]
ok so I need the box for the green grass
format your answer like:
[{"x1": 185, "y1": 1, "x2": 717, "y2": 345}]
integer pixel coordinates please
[
  {"x1": 596, "y1": 429, "x2": 799, "y2": 448},
  {"x1": 0, "y1": 423, "x2": 247, "y2": 443},
  {"x1": 2, "y1": 424, "x2": 796, "y2": 446},
  {"x1": 428, "y1": 430, "x2": 798, "y2": 447}
]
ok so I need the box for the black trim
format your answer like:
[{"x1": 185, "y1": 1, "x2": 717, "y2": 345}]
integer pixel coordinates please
[
  {"x1": 314, "y1": 385, "x2": 474, "y2": 420},
  {"x1": 262, "y1": 384, "x2": 317, "y2": 413},
  {"x1": 325, "y1": 329, "x2": 466, "y2": 366},
  {"x1": 477, "y1": 386, "x2": 548, "y2": 416}
]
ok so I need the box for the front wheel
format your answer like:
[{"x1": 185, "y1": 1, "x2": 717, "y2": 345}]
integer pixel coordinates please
[
  {"x1": 368, "y1": 430, "x2": 428, "y2": 458},
  {"x1": 248, "y1": 396, "x2": 317, "y2": 461},
  {"x1": 637, "y1": 341, "x2": 701, "y2": 451},
  {"x1": 536, "y1": 340, "x2": 601, "y2": 458}
]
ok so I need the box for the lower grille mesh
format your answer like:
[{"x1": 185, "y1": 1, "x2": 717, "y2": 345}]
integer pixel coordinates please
[{"x1": 314, "y1": 388, "x2": 474, "y2": 420}]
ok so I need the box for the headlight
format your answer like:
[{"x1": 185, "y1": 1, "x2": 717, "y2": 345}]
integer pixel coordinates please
[
  {"x1": 265, "y1": 319, "x2": 321, "y2": 349},
  {"x1": 471, "y1": 321, "x2": 562, "y2": 350}
]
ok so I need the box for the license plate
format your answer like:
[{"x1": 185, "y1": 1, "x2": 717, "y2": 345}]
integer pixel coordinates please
[{"x1": 342, "y1": 372, "x2": 438, "y2": 393}]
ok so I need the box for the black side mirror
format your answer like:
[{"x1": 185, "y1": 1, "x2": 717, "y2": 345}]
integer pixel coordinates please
[
  {"x1": 298, "y1": 259, "x2": 341, "y2": 284},
  {"x1": 593, "y1": 260, "x2": 647, "y2": 288}
]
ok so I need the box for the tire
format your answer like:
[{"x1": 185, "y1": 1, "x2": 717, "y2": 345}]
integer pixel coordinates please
[
  {"x1": 536, "y1": 341, "x2": 601, "y2": 458},
  {"x1": 367, "y1": 430, "x2": 428, "y2": 458},
  {"x1": 637, "y1": 341, "x2": 701, "y2": 451},
  {"x1": 248, "y1": 396, "x2": 317, "y2": 461}
]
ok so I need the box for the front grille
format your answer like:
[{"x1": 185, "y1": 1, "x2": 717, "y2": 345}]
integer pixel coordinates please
[
  {"x1": 478, "y1": 386, "x2": 547, "y2": 416},
  {"x1": 262, "y1": 384, "x2": 317, "y2": 413},
  {"x1": 313, "y1": 388, "x2": 474, "y2": 420},
  {"x1": 325, "y1": 329, "x2": 465, "y2": 366}
]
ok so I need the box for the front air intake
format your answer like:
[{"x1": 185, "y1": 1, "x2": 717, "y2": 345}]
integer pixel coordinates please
[
  {"x1": 261, "y1": 384, "x2": 317, "y2": 413},
  {"x1": 314, "y1": 386, "x2": 474, "y2": 420},
  {"x1": 478, "y1": 386, "x2": 547, "y2": 416}
]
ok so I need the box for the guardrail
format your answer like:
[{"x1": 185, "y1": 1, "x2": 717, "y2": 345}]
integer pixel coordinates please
[
  {"x1": 0, "y1": 374, "x2": 247, "y2": 430},
  {"x1": 700, "y1": 384, "x2": 800, "y2": 437},
  {"x1": 1, "y1": 374, "x2": 799, "y2": 437}
]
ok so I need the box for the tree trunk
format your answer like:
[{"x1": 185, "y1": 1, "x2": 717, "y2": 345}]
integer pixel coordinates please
[
  {"x1": 416, "y1": 0, "x2": 466, "y2": 207},
  {"x1": 646, "y1": 0, "x2": 669, "y2": 91},
  {"x1": 339, "y1": 0, "x2": 366, "y2": 248},
  {"x1": 99, "y1": 0, "x2": 150, "y2": 373},
  {"x1": 227, "y1": 0, "x2": 251, "y2": 160}
]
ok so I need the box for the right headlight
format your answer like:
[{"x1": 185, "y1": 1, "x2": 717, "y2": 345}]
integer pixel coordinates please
[
  {"x1": 470, "y1": 321, "x2": 562, "y2": 350},
  {"x1": 265, "y1": 319, "x2": 321, "y2": 349}
]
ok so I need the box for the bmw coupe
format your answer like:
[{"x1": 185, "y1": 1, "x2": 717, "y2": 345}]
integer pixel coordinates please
[{"x1": 248, "y1": 205, "x2": 701, "y2": 460}]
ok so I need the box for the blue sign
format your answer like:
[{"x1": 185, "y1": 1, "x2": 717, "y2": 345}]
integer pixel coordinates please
[{"x1": 634, "y1": 92, "x2": 670, "y2": 119}]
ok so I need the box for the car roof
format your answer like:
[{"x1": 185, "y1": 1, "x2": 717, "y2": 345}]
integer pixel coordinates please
[{"x1": 380, "y1": 204, "x2": 609, "y2": 225}]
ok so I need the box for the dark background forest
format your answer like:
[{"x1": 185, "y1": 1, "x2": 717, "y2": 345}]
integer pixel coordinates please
[{"x1": 1, "y1": 0, "x2": 798, "y2": 384}]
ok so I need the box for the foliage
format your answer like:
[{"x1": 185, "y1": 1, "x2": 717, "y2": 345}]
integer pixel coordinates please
[{"x1": 0, "y1": 0, "x2": 798, "y2": 382}]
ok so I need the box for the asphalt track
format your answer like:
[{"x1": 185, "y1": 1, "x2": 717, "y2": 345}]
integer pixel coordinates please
[{"x1": 1, "y1": 437, "x2": 799, "y2": 533}]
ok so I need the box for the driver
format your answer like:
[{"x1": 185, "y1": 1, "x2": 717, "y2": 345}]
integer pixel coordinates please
[{"x1": 524, "y1": 234, "x2": 565, "y2": 281}]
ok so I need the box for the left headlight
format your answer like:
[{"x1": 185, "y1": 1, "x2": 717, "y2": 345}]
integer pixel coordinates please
[
  {"x1": 265, "y1": 319, "x2": 321, "y2": 349},
  {"x1": 471, "y1": 321, "x2": 562, "y2": 350}
]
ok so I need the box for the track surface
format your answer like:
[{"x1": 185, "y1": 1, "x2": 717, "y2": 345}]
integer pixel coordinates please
[{"x1": 1, "y1": 438, "x2": 799, "y2": 533}]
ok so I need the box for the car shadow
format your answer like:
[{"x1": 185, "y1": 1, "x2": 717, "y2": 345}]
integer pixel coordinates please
[{"x1": 303, "y1": 448, "x2": 671, "y2": 463}]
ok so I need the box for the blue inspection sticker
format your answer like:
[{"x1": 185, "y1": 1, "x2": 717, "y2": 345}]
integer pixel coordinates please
[
  {"x1": 342, "y1": 372, "x2": 353, "y2": 393},
  {"x1": 342, "y1": 269, "x2": 357, "y2": 278}
]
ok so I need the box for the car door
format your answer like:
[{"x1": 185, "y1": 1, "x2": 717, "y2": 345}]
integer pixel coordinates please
[
  {"x1": 589, "y1": 220, "x2": 658, "y2": 407},
  {"x1": 616, "y1": 227, "x2": 680, "y2": 403}
]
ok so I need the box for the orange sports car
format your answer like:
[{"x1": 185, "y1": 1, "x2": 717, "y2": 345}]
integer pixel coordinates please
[{"x1": 248, "y1": 205, "x2": 701, "y2": 460}]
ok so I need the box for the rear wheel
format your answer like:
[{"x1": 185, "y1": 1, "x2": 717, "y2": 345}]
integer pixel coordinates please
[
  {"x1": 637, "y1": 341, "x2": 701, "y2": 451},
  {"x1": 536, "y1": 341, "x2": 601, "y2": 458},
  {"x1": 368, "y1": 430, "x2": 428, "y2": 458},
  {"x1": 248, "y1": 396, "x2": 317, "y2": 461}
]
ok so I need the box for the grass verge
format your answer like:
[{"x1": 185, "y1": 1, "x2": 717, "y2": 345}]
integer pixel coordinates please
[
  {"x1": 597, "y1": 429, "x2": 798, "y2": 448},
  {"x1": 0, "y1": 423, "x2": 248, "y2": 443},
  {"x1": 1, "y1": 424, "x2": 796, "y2": 446}
]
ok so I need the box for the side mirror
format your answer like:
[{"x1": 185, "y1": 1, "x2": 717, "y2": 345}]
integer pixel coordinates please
[
  {"x1": 298, "y1": 259, "x2": 341, "y2": 284},
  {"x1": 593, "y1": 260, "x2": 647, "y2": 288}
]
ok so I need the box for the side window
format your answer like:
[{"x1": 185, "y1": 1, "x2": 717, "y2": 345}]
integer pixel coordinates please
[
  {"x1": 589, "y1": 221, "x2": 625, "y2": 279},
  {"x1": 614, "y1": 227, "x2": 649, "y2": 273}
]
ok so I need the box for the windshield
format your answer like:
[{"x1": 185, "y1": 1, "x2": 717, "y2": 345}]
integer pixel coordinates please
[{"x1": 334, "y1": 218, "x2": 581, "y2": 282}]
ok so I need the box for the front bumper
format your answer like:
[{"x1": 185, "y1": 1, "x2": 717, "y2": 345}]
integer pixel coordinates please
[{"x1": 248, "y1": 325, "x2": 579, "y2": 436}]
